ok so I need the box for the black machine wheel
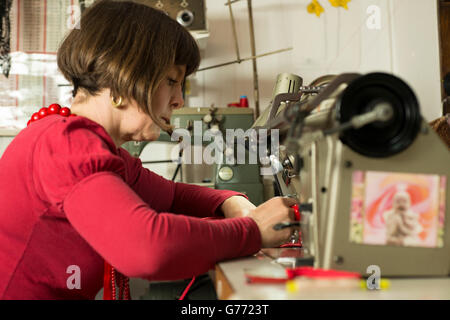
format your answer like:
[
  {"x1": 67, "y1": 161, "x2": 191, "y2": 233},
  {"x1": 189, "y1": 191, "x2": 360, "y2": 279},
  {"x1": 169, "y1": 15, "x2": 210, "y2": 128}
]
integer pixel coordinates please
[{"x1": 336, "y1": 73, "x2": 422, "y2": 158}]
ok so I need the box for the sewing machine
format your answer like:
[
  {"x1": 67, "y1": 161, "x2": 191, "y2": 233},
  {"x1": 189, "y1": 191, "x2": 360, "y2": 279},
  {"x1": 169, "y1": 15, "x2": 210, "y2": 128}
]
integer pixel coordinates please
[
  {"x1": 126, "y1": 106, "x2": 266, "y2": 300},
  {"x1": 122, "y1": 106, "x2": 265, "y2": 206},
  {"x1": 253, "y1": 72, "x2": 450, "y2": 277}
]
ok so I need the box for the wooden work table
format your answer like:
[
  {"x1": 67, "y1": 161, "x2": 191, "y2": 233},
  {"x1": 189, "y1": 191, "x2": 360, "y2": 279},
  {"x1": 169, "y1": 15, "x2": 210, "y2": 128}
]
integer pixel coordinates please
[{"x1": 213, "y1": 248, "x2": 450, "y2": 300}]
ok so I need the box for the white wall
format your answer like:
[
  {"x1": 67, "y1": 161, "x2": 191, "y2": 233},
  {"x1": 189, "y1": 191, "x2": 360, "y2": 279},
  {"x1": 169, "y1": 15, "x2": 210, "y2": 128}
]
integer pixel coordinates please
[{"x1": 186, "y1": 0, "x2": 442, "y2": 121}]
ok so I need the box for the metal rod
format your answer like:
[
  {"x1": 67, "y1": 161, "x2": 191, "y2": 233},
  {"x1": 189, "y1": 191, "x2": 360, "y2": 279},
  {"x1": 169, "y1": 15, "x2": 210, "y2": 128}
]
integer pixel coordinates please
[
  {"x1": 197, "y1": 47, "x2": 292, "y2": 72},
  {"x1": 172, "y1": 163, "x2": 182, "y2": 181},
  {"x1": 247, "y1": 47, "x2": 293, "y2": 60},
  {"x1": 197, "y1": 60, "x2": 241, "y2": 72},
  {"x1": 247, "y1": 0, "x2": 260, "y2": 118},
  {"x1": 141, "y1": 160, "x2": 174, "y2": 164},
  {"x1": 227, "y1": 0, "x2": 241, "y2": 62},
  {"x1": 224, "y1": 0, "x2": 244, "y2": 5}
]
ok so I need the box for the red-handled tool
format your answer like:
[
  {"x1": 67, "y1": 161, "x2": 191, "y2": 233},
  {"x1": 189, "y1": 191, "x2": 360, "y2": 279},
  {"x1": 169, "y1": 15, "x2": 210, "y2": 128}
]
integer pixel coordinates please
[
  {"x1": 272, "y1": 204, "x2": 301, "y2": 231},
  {"x1": 276, "y1": 204, "x2": 302, "y2": 248},
  {"x1": 292, "y1": 204, "x2": 300, "y2": 221}
]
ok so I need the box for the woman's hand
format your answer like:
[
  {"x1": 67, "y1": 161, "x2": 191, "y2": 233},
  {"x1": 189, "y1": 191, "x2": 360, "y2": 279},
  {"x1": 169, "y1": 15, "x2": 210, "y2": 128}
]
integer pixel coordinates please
[
  {"x1": 220, "y1": 195, "x2": 257, "y2": 218},
  {"x1": 247, "y1": 197, "x2": 298, "y2": 248}
]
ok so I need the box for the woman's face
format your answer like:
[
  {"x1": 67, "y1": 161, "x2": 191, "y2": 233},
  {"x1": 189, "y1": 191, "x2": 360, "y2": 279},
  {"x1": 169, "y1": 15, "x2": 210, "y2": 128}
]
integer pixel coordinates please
[{"x1": 123, "y1": 65, "x2": 186, "y2": 142}]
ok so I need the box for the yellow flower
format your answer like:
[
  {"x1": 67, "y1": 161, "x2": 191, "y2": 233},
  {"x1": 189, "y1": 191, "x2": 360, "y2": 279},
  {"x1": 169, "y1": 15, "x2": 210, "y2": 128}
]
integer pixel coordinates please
[
  {"x1": 307, "y1": 0, "x2": 324, "y2": 17},
  {"x1": 329, "y1": 0, "x2": 351, "y2": 10}
]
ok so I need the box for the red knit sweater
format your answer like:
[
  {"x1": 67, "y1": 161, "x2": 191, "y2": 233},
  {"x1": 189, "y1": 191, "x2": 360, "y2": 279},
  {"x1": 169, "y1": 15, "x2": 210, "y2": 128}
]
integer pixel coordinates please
[{"x1": 0, "y1": 115, "x2": 261, "y2": 299}]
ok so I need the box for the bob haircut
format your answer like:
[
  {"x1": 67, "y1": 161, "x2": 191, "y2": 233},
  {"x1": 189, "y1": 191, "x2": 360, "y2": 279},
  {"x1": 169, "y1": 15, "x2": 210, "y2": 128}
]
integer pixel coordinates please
[{"x1": 57, "y1": 0, "x2": 200, "y2": 131}]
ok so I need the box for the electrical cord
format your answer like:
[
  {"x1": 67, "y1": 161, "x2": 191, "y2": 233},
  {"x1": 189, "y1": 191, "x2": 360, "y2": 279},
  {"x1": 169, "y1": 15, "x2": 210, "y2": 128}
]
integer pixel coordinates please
[{"x1": 178, "y1": 217, "x2": 221, "y2": 300}]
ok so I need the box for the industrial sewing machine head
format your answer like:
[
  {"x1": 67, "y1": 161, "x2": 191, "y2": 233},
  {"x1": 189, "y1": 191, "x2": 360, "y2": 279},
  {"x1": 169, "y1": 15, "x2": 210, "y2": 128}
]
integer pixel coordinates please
[
  {"x1": 122, "y1": 106, "x2": 266, "y2": 206},
  {"x1": 255, "y1": 72, "x2": 450, "y2": 277}
]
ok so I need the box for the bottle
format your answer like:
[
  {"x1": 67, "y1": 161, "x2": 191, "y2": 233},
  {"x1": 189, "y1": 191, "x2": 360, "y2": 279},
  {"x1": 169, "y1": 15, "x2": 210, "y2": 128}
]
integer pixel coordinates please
[{"x1": 239, "y1": 95, "x2": 249, "y2": 108}]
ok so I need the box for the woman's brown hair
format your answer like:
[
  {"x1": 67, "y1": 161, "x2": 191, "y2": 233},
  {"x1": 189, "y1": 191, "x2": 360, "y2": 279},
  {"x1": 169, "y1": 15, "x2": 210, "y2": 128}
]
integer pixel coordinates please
[{"x1": 57, "y1": 0, "x2": 200, "y2": 131}]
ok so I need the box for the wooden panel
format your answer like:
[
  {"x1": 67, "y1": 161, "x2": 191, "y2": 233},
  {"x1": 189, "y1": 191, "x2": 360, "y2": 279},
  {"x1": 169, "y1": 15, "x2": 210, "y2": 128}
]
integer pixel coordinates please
[
  {"x1": 439, "y1": 0, "x2": 450, "y2": 114},
  {"x1": 213, "y1": 265, "x2": 234, "y2": 300}
]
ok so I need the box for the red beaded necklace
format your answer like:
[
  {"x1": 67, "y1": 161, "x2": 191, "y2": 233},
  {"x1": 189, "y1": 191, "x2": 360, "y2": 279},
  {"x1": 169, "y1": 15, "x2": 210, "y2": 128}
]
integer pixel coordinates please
[
  {"x1": 28, "y1": 104, "x2": 131, "y2": 300},
  {"x1": 27, "y1": 104, "x2": 74, "y2": 126}
]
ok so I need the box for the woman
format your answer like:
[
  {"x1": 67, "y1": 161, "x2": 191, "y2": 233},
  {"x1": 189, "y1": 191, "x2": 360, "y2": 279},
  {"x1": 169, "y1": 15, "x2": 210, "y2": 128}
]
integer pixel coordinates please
[{"x1": 0, "y1": 0, "x2": 297, "y2": 299}]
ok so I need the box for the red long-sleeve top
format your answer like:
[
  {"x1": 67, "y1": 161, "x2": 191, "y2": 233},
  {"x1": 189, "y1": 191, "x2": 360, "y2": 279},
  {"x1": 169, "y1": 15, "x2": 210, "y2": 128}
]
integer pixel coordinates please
[{"x1": 0, "y1": 115, "x2": 261, "y2": 299}]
